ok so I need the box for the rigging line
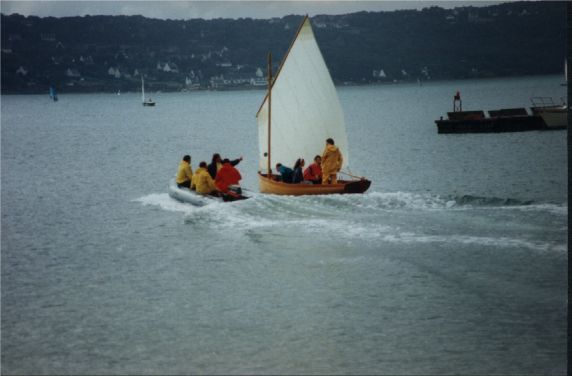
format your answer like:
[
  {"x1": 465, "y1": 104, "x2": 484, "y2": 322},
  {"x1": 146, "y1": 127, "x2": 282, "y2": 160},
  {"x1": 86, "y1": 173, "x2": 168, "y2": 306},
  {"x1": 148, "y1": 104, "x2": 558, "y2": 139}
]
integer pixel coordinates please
[{"x1": 339, "y1": 170, "x2": 365, "y2": 180}]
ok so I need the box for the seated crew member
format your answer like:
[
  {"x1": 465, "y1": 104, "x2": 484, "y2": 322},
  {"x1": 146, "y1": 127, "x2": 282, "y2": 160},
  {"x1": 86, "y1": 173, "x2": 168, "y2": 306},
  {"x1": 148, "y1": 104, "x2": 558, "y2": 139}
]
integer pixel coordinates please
[
  {"x1": 193, "y1": 161, "x2": 220, "y2": 196},
  {"x1": 292, "y1": 158, "x2": 305, "y2": 184},
  {"x1": 208, "y1": 153, "x2": 243, "y2": 179},
  {"x1": 176, "y1": 155, "x2": 193, "y2": 188},
  {"x1": 303, "y1": 155, "x2": 322, "y2": 184},
  {"x1": 275, "y1": 163, "x2": 294, "y2": 183},
  {"x1": 215, "y1": 158, "x2": 242, "y2": 192}
]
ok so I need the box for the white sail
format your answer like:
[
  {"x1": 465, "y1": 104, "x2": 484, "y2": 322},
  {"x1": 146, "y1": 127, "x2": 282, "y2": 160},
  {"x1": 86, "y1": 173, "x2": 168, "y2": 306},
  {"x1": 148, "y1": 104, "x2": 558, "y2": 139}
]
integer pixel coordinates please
[
  {"x1": 256, "y1": 17, "x2": 348, "y2": 172},
  {"x1": 141, "y1": 76, "x2": 145, "y2": 102}
]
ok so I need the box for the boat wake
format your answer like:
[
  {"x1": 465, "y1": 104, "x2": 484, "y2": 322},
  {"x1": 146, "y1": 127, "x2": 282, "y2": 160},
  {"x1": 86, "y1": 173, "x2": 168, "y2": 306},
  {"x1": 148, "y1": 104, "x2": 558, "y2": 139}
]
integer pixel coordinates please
[
  {"x1": 135, "y1": 191, "x2": 567, "y2": 253},
  {"x1": 134, "y1": 193, "x2": 199, "y2": 214}
]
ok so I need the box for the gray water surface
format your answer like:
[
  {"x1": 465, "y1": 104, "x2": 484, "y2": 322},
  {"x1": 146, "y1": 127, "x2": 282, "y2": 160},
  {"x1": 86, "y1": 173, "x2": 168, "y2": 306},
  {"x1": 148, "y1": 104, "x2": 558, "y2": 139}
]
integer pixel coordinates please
[{"x1": 1, "y1": 76, "x2": 567, "y2": 375}]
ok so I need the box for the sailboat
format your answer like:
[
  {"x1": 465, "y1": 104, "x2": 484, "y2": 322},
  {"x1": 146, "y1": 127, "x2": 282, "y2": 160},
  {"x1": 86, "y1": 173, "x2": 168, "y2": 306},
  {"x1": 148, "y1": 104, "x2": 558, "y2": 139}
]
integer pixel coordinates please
[
  {"x1": 256, "y1": 16, "x2": 370, "y2": 195},
  {"x1": 561, "y1": 59, "x2": 567, "y2": 86},
  {"x1": 141, "y1": 76, "x2": 155, "y2": 106}
]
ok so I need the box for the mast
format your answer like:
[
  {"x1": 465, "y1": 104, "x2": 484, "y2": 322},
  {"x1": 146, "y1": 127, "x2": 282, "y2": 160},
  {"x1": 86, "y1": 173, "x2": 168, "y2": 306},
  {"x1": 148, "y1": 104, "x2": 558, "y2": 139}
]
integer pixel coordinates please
[
  {"x1": 267, "y1": 52, "x2": 272, "y2": 176},
  {"x1": 141, "y1": 76, "x2": 145, "y2": 102}
]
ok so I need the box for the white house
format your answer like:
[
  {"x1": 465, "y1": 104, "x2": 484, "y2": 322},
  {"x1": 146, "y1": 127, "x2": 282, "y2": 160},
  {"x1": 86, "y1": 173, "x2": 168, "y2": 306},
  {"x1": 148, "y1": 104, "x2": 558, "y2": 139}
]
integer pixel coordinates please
[
  {"x1": 66, "y1": 68, "x2": 81, "y2": 78},
  {"x1": 251, "y1": 77, "x2": 267, "y2": 86},
  {"x1": 79, "y1": 55, "x2": 94, "y2": 65},
  {"x1": 373, "y1": 69, "x2": 386, "y2": 78},
  {"x1": 16, "y1": 66, "x2": 28, "y2": 76},
  {"x1": 107, "y1": 67, "x2": 121, "y2": 78},
  {"x1": 163, "y1": 63, "x2": 179, "y2": 73}
]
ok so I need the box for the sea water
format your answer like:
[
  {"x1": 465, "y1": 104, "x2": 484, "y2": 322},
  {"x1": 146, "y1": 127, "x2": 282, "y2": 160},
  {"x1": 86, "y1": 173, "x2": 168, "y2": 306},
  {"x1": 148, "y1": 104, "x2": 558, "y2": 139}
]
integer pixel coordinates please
[{"x1": 1, "y1": 76, "x2": 567, "y2": 374}]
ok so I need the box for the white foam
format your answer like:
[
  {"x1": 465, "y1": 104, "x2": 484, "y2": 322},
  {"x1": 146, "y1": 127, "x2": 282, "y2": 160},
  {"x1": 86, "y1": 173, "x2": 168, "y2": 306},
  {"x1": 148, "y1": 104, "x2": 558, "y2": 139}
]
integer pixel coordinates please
[
  {"x1": 379, "y1": 232, "x2": 567, "y2": 253},
  {"x1": 137, "y1": 190, "x2": 567, "y2": 216},
  {"x1": 133, "y1": 193, "x2": 200, "y2": 214},
  {"x1": 365, "y1": 191, "x2": 453, "y2": 210},
  {"x1": 134, "y1": 191, "x2": 567, "y2": 253},
  {"x1": 496, "y1": 203, "x2": 568, "y2": 216}
]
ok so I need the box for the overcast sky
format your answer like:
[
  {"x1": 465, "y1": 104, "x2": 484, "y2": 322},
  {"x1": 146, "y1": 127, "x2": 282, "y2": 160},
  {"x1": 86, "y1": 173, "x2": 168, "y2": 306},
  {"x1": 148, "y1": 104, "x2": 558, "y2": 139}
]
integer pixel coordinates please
[{"x1": 0, "y1": 1, "x2": 502, "y2": 20}]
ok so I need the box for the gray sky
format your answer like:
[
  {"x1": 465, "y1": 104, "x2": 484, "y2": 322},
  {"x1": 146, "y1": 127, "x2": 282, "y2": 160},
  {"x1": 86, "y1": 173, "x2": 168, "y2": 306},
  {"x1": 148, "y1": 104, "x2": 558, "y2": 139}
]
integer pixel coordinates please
[{"x1": 0, "y1": 1, "x2": 502, "y2": 20}]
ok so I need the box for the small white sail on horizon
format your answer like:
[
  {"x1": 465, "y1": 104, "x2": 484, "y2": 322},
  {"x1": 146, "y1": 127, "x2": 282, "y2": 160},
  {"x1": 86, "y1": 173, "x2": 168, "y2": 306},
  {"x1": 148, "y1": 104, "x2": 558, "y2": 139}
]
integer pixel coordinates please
[
  {"x1": 141, "y1": 76, "x2": 146, "y2": 103},
  {"x1": 141, "y1": 76, "x2": 155, "y2": 106},
  {"x1": 256, "y1": 16, "x2": 348, "y2": 173}
]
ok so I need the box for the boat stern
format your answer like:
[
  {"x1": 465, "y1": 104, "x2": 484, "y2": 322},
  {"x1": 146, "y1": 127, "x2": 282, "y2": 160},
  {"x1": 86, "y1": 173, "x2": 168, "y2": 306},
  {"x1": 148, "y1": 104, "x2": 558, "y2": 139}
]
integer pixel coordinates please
[{"x1": 342, "y1": 178, "x2": 371, "y2": 194}]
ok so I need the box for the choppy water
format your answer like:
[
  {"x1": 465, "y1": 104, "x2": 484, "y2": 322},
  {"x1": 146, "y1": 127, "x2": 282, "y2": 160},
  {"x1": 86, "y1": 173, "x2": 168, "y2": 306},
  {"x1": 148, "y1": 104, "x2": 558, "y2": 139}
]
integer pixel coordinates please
[{"x1": 1, "y1": 76, "x2": 567, "y2": 374}]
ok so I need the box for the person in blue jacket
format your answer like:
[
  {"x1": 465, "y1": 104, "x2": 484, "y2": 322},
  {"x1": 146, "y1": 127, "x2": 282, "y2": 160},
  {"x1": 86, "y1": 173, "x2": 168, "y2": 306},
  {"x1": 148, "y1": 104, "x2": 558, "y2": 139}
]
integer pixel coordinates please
[{"x1": 275, "y1": 163, "x2": 294, "y2": 183}]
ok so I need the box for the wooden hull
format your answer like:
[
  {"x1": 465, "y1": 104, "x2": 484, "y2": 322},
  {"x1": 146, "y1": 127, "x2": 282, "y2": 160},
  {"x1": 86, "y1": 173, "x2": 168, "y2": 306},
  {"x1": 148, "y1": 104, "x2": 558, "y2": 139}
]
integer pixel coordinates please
[
  {"x1": 143, "y1": 102, "x2": 156, "y2": 107},
  {"x1": 258, "y1": 173, "x2": 370, "y2": 195}
]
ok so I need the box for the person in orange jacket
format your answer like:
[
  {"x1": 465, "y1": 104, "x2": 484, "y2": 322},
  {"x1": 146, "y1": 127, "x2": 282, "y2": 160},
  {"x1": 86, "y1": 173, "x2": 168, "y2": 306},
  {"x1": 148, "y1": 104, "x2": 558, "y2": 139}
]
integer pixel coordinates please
[
  {"x1": 215, "y1": 158, "x2": 242, "y2": 192},
  {"x1": 321, "y1": 138, "x2": 343, "y2": 184}
]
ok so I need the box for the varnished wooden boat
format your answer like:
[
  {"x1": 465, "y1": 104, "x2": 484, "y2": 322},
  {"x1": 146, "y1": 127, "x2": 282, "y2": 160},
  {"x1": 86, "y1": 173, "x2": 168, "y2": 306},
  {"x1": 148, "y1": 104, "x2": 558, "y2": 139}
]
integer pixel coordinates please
[{"x1": 258, "y1": 173, "x2": 370, "y2": 195}]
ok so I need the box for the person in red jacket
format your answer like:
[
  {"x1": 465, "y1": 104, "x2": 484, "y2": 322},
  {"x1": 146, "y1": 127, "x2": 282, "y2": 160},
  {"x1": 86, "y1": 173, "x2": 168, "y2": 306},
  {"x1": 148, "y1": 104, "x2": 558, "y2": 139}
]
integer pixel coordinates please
[
  {"x1": 303, "y1": 155, "x2": 323, "y2": 184},
  {"x1": 215, "y1": 158, "x2": 242, "y2": 192}
]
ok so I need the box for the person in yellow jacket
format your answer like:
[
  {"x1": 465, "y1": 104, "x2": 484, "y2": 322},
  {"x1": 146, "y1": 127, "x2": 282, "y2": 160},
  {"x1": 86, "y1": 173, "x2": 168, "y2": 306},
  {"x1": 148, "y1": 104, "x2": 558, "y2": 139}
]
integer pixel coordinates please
[
  {"x1": 176, "y1": 155, "x2": 193, "y2": 188},
  {"x1": 192, "y1": 161, "x2": 220, "y2": 195},
  {"x1": 321, "y1": 138, "x2": 343, "y2": 184}
]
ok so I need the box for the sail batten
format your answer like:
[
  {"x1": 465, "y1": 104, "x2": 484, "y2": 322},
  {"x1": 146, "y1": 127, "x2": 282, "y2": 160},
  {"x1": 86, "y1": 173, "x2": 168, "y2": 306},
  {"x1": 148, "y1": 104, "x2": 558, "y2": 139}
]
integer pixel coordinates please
[{"x1": 257, "y1": 17, "x2": 348, "y2": 172}]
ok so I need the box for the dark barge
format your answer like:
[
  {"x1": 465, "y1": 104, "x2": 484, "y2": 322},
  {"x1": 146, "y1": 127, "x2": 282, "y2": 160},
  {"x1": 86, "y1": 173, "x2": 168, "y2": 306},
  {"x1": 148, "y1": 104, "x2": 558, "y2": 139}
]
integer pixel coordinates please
[
  {"x1": 435, "y1": 108, "x2": 551, "y2": 134},
  {"x1": 435, "y1": 95, "x2": 567, "y2": 134}
]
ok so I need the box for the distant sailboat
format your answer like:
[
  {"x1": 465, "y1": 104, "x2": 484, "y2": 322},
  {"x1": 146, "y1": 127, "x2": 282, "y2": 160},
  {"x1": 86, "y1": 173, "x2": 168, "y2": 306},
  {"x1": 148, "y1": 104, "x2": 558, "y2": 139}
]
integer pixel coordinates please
[
  {"x1": 561, "y1": 59, "x2": 567, "y2": 86},
  {"x1": 141, "y1": 76, "x2": 155, "y2": 106},
  {"x1": 256, "y1": 16, "x2": 370, "y2": 195},
  {"x1": 49, "y1": 86, "x2": 58, "y2": 102}
]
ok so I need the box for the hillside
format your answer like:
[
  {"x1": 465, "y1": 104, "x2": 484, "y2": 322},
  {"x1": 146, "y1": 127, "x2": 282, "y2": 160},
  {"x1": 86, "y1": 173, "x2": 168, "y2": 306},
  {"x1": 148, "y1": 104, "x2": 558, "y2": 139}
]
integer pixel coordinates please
[{"x1": 0, "y1": 1, "x2": 566, "y2": 94}]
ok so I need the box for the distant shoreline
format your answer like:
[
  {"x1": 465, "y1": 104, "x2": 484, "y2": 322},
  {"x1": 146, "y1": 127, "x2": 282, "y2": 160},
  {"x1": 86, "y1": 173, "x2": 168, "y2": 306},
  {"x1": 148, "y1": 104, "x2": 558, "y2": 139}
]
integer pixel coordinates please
[
  {"x1": 2, "y1": 4, "x2": 564, "y2": 96},
  {"x1": 0, "y1": 74, "x2": 563, "y2": 96}
]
